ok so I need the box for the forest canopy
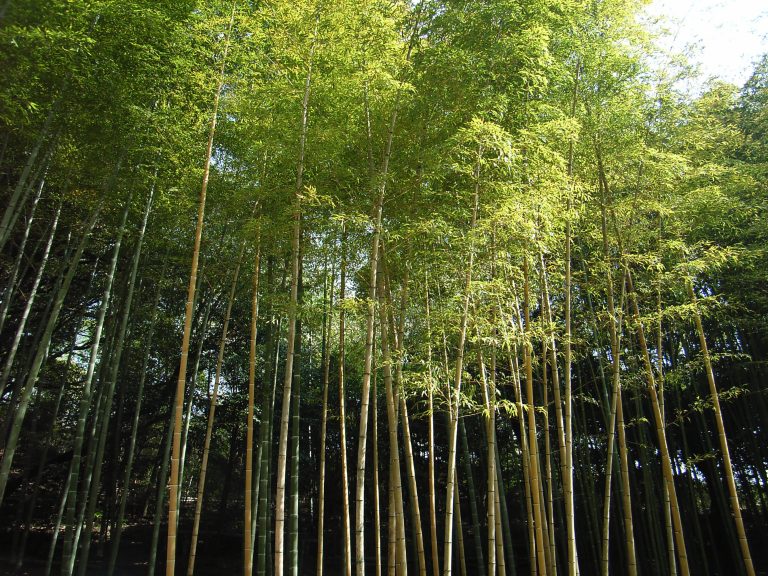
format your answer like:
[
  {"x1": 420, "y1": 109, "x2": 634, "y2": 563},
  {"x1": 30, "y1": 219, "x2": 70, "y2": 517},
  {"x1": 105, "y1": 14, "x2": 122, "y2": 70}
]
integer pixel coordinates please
[{"x1": 0, "y1": 1, "x2": 767, "y2": 575}]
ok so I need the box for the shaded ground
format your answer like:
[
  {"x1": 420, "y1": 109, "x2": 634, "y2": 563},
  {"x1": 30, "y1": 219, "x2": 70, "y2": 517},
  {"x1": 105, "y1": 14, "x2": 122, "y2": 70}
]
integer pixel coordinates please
[{"x1": 0, "y1": 522, "x2": 243, "y2": 575}]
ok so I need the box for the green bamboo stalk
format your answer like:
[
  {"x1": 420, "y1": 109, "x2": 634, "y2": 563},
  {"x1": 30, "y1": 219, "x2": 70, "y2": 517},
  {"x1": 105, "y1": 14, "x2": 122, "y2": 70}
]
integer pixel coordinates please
[
  {"x1": 0, "y1": 199, "x2": 101, "y2": 507},
  {"x1": 167, "y1": 6, "x2": 236, "y2": 572},
  {"x1": 186, "y1": 245, "x2": 244, "y2": 576},
  {"x1": 108, "y1": 257, "x2": 165, "y2": 576},
  {"x1": 687, "y1": 280, "x2": 755, "y2": 576},
  {"x1": 246, "y1": 243, "x2": 261, "y2": 576}
]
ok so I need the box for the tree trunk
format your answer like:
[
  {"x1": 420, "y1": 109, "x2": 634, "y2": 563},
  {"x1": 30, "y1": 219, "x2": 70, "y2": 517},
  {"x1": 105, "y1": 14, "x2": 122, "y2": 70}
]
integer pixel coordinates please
[
  {"x1": 686, "y1": 280, "x2": 755, "y2": 576},
  {"x1": 453, "y1": 481, "x2": 467, "y2": 576},
  {"x1": 0, "y1": 173, "x2": 43, "y2": 338},
  {"x1": 257, "y1": 307, "x2": 281, "y2": 576},
  {"x1": 338, "y1": 223, "x2": 353, "y2": 576},
  {"x1": 626, "y1": 267, "x2": 689, "y2": 576},
  {"x1": 356, "y1": 104, "x2": 392, "y2": 576},
  {"x1": 354, "y1": 11, "x2": 423, "y2": 565},
  {"x1": 167, "y1": 5, "x2": 236, "y2": 573},
  {"x1": 459, "y1": 420, "x2": 484, "y2": 576},
  {"x1": 373, "y1": 363, "x2": 383, "y2": 576},
  {"x1": 377, "y1": 260, "x2": 407, "y2": 575},
  {"x1": 178, "y1": 297, "x2": 213, "y2": 517},
  {"x1": 563, "y1": 62, "x2": 580, "y2": 576},
  {"x1": 0, "y1": 199, "x2": 101, "y2": 507},
  {"x1": 523, "y1": 255, "x2": 547, "y2": 576},
  {"x1": 443, "y1": 148, "x2": 481, "y2": 576},
  {"x1": 385, "y1": 258, "x2": 425, "y2": 576},
  {"x1": 75, "y1": 191, "x2": 141, "y2": 576},
  {"x1": 316, "y1": 255, "x2": 333, "y2": 576},
  {"x1": 499, "y1": 315, "x2": 535, "y2": 576},
  {"x1": 275, "y1": 8, "x2": 317, "y2": 571},
  {"x1": 148, "y1": 399, "x2": 174, "y2": 576},
  {"x1": 288, "y1": 247, "x2": 303, "y2": 576},
  {"x1": 615, "y1": 385, "x2": 636, "y2": 576},
  {"x1": 60, "y1": 221, "x2": 120, "y2": 575},
  {"x1": 495, "y1": 442, "x2": 516, "y2": 575},
  {"x1": 0, "y1": 200, "x2": 60, "y2": 398},
  {"x1": 541, "y1": 342, "x2": 556, "y2": 576},
  {"x1": 597, "y1": 184, "x2": 636, "y2": 576},
  {"x1": 424, "y1": 278, "x2": 440, "y2": 576},
  {"x1": 16, "y1": 315, "x2": 75, "y2": 569},
  {"x1": 108, "y1": 258, "x2": 166, "y2": 575},
  {"x1": 245, "y1": 242, "x2": 262, "y2": 576},
  {"x1": 183, "y1": 243, "x2": 243, "y2": 575},
  {"x1": 0, "y1": 105, "x2": 55, "y2": 253},
  {"x1": 656, "y1": 272, "x2": 677, "y2": 576}
]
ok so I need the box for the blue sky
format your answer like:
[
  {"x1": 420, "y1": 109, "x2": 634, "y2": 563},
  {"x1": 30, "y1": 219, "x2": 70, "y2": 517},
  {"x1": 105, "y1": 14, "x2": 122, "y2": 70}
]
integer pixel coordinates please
[{"x1": 644, "y1": 0, "x2": 767, "y2": 89}]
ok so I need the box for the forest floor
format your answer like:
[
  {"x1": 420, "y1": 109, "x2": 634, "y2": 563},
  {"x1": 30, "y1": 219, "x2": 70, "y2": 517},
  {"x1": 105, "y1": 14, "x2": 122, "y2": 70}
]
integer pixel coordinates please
[
  {"x1": 0, "y1": 523, "x2": 149, "y2": 575},
  {"x1": 0, "y1": 522, "x2": 243, "y2": 575}
]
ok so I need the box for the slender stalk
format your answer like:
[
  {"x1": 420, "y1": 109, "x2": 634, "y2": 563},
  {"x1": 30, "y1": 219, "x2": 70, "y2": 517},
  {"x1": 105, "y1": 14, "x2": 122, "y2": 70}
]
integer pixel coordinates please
[
  {"x1": 536, "y1": 410, "x2": 552, "y2": 576},
  {"x1": 498, "y1": 301, "x2": 535, "y2": 576},
  {"x1": 598, "y1": 186, "x2": 635, "y2": 576},
  {"x1": 495, "y1": 441, "x2": 516, "y2": 575},
  {"x1": 454, "y1": 481, "x2": 467, "y2": 576},
  {"x1": 150, "y1": 398, "x2": 175, "y2": 576},
  {"x1": 539, "y1": 256, "x2": 570, "y2": 491},
  {"x1": 443, "y1": 147, "x2": 481, "y2": 576},
  {"x1": 316, "y1": 255, "x2": 333, "y2": 576},
  {"x1": 356, "y1": 100, "x2": 392, "y2": 576},
  {"x1": 339, "y1": 223, "x2": 353, "y2": 576},
  {"x1": 388, "y1": 460, "x2": 397, "y2": 576},
  {"x1": 17, "y1": 316, "x2": 75, "y2": 569},
  {"x1": 108, "y1": 258, "x2": 166, "y2": 576},
  {"x1": 494, "y1": 472, "x2": 506, "y2": 576},
  {"x1": 373, "y1": 358, "x2": 382, "y2": 576},
  {"x1": 355, "y1": 10, "x2": 423, "y2": 568},
  {"x1": 288, "y1": 247, "x2": 303, "y2": 576},
  {"x1": 385, "y1": 257, "x2": 425, "y2": 576},
  {"x1": 246, "y1": 242, "x2": 261, "y2": 576},
  {"x1": 615, "y1": 379, "x2": 636, "y2": 576},
  {"x1": 275, "y1": 8, "x2": 317, "y2": 571},
  {"x1": 0, "y1": 173, "x2": 43, "y2": 338},
  {"x1": 75, "y1": 192, "x2": 139, "y2": 576},
  {"x1": 167, "y1": 7, "x2": 236, "y2": 573},
  {"x1": 564, "y1": 61, "x2": 580, "y2": 576},
  {"x1": 186, "y1": 245, "x2": 245, "y2": 576},
  {"x1": 626, "y1": 268, "x2": 689, "y2": 576},
  {"x1": 62, "y1": 212, "x2": 121, "y2": 576},
  {"x1": 0, "y1": 201, "x2": 60, "y2": 398},
  {"x1": 178, "y1": 297, "x2": 213, "y2": 517},
  {"x1": 686, "y1": 280, "x2": 755, "y2": 576},
  {"x1": 459, "y1": 419, "x2": 485, "y2": 576},
  {"x1": 45, "y1": 473, "x2": 71, "y2": 576},
  {"x1": 0, "y1": 106, "x2": 55, "y2": 252},
  {"x1": 657, "y1": 256, "x2": 677, "y2": 576},
  {"x1": 477, "y1": 344, "x2": 497, "y2": 576},
  {"x1": 538, "y1": 256, "x2": 567, "y2": 572},
  {"x1": 541, "y1": 342, "x2": 556, "y2": 576},
  {"x1": 523, "y1": 255, "x2": 547, "y2": 576},
  {"x1": 470, "y1": 313, "x2": 496, "y2": 574},
  {"x1": 378, "y1": 261, "x2": 408, "y2": 575},
  {"x1": 425, "y1": 278, "x2": 440, "y2": 576},
  {"x1": 0, "y1": 199, "x2": 101, "y2": 507},
  {"x1": 257, "y1": 302, "x2": 281, "y2": 575}
]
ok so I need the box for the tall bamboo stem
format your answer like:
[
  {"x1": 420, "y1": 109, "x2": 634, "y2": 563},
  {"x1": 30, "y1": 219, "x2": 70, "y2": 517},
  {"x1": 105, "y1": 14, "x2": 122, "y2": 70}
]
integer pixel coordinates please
[
  {"x1": 167, "y1": 7, "x2": 236, "y2": 573},
  {"x1": 245, "y1": 242, "x2": 261, "y2": 576},
  {"x1": 687, "y1": 280, "x2": 755, "y2": 576}
]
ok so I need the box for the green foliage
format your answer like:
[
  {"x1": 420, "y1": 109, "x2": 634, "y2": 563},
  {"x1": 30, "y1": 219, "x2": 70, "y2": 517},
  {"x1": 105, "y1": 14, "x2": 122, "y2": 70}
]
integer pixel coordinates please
[{"x1": 2, "y1": 1, "x2": 768, "y2": 574}]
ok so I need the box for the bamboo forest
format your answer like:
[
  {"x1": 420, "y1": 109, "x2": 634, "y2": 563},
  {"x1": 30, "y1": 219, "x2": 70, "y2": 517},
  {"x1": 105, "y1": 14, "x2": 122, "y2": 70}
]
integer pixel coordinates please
[{"x1": 1, "y1": 0, "x2": 767, "y2": 574}]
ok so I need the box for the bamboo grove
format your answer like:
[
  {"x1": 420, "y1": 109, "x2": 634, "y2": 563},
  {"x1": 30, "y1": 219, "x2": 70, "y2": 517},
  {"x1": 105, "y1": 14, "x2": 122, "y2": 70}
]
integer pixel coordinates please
[{"x1": 1, "y1": 0, "x2": 767, "y2": 574}]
